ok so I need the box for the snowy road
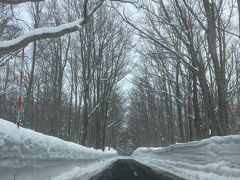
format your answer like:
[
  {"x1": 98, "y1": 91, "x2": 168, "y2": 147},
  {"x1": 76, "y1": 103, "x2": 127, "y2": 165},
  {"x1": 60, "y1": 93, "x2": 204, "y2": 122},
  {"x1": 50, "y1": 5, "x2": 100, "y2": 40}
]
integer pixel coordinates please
[
  {"x1": 1, "y1": 119, "x2": 240, "y2": 180},
  {"x1": 90, "y1": 159, "x2": 183, "y2": 180}
]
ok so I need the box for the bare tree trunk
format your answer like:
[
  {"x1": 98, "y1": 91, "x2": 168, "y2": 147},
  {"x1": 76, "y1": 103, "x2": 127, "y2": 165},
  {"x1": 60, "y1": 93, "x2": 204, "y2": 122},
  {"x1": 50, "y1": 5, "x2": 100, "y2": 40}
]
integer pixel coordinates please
[
  {"x1": 25, "y1": 41, "x2": 37, "y2": 128},
  {"x1": 3, "y1": 61, "x2": 10, "y2": 118},
  {"x1": 203, "y1": 0, "x2": 228, "y2": 135},
  {"x1": 192, "y1": 70, "x2": 201, "y2": 139},
  {"x1": 176, "y1": 60, "x2": 184, "y2": 142},
  {"x1": 81, "y1": 85, "x2": 89, "y2": 146},
  {"x1": 237, "y1": 0, "x2": 240, "y2": 36}
]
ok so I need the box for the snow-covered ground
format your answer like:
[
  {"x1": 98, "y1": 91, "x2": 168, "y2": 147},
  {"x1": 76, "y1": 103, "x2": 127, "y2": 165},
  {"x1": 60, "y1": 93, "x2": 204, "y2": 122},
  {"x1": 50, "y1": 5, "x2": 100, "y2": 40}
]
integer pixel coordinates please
[
  {"x1": 0, "y1": 119, "x2": 118, "y2": 180},
  {"x1": 132, "y1": 135, "x2": 240, "y2": 180},
  {"x1": 1, "y1": 118, "x2": 240, "y2": 180}
]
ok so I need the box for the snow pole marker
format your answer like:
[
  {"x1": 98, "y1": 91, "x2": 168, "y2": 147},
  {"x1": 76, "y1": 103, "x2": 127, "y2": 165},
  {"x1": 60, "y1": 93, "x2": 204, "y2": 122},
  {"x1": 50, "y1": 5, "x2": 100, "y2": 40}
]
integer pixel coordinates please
[{"x1": 17, "y1": 47, "x2": 24, "y2": 129}]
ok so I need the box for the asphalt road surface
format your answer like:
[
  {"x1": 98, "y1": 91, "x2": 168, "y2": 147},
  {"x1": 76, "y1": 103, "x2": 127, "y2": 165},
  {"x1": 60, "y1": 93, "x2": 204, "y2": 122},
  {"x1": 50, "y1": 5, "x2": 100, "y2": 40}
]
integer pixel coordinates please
[{"x1": 90, "y1": 159, "x2": 184, "y2": 180}]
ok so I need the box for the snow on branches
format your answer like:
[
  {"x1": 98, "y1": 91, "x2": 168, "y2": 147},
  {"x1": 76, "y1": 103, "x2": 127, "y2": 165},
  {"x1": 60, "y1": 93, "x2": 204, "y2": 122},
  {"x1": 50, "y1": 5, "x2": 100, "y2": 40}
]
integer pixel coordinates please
[
  {"x1": 0, "y1": 0, "x2": 43, "y2": 4},
  {"x1": 0, "y1": 0, "x2": 105, "y2": 55}
]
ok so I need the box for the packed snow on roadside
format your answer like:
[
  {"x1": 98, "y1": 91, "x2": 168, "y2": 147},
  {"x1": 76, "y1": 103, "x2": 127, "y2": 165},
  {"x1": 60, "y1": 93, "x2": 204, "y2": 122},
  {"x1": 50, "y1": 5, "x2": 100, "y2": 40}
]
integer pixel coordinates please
[
  {"x1": 132, "y1": 135, "x2": 240, "y2": 180},
  {"x1": 0, "y1": 119, "x2": 118, "y2": 180}
]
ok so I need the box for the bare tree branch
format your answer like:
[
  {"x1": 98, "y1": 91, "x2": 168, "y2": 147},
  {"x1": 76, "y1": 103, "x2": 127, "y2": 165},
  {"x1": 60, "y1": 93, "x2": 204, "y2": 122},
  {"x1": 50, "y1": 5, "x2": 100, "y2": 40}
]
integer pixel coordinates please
[
  {"x1": 0, "y1": 0, "x2": 43, "y2": 4},
  {"x1": 0, "y1": 0, "x2": 139, "y2": 55},
  {"x1": 0, "y1": 0, "x2": 105, "y2": 55},
  {"x1": 112, "y1": 6, "x2": 198, "y2": 72},
  {"x1": 110, "y1": 0, "x2": 139, "y2": 3}
]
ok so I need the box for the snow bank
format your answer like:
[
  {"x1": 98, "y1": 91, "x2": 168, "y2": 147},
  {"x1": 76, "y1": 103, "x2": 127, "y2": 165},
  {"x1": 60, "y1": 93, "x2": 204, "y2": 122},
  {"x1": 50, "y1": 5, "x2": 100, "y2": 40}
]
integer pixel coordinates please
[
  {"x1": 0, "y1": 119, "x2": 116, "y2": 160},
  {"x1": 0, "y1": 119, "x2": 117, "y2": 180},
  {"x1": 52, "y1": 158, "x2": 117, "y2": 180},
  {"x1": 132, "y1": 135, "x2": 240, "y2": 180}
]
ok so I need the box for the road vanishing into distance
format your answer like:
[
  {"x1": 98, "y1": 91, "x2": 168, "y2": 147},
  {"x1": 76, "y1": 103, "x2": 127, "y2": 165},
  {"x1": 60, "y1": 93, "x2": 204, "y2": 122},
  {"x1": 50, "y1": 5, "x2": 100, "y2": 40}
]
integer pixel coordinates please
[{"x1": 90, "y1": 159, "x2": 184, "y2": 180}]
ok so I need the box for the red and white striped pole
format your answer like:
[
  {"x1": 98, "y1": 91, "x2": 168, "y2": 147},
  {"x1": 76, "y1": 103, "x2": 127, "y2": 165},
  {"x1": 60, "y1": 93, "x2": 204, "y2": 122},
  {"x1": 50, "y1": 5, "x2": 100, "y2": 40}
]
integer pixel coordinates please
[{"x1": 17, "y1": 47, "x2": 24, "y2": 129}]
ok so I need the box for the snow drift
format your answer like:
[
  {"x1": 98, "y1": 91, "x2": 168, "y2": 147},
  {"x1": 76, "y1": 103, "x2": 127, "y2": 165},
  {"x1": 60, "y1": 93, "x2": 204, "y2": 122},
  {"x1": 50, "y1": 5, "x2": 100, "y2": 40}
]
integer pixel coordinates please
[
  {"x1": 0, "y1": 119, "x2": 117, "y2": 180},
  {"x1": 0, "y1": 119, "x2": 116, "y2": 160},
  {"x1": 132, "y1": 135, "x2": 240, "y2": 180}
]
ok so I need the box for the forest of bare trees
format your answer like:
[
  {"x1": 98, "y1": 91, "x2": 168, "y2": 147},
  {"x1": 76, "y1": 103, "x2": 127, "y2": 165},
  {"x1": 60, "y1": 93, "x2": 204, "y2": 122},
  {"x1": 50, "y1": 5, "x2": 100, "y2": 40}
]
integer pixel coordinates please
[
  {"x1": 126, "y1": 0, "x2": 240, "y2": 148},
  {"x1": 0, "y1": 0, "x2": 132, "y2": 151},
  {"x1": 1, "y1": 0, "x2": 240, "y2": 153}
]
